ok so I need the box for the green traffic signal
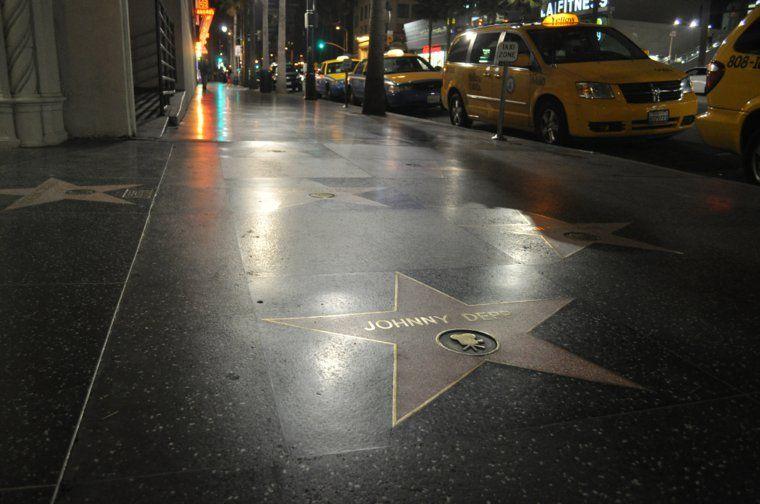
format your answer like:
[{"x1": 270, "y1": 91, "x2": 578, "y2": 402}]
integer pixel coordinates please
[{"x1": 317, "y1": 40, "x2": 326, "y2": 50}]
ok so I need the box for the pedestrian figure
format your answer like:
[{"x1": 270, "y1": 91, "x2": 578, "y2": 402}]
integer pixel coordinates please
[{"x1": 199, "y1": 58, "x2": 211, "y2": 93}]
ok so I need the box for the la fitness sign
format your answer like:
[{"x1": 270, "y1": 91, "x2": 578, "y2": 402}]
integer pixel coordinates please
[{"x1": 541, "y1": 0, "x2": 609, "y2": 17}]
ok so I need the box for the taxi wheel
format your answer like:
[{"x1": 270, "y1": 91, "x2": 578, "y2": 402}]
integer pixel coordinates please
[
  {"x1": 449, "y1": 92, "x2": 471, "y2": 128},
  {"x1": 745, "y1": 130, "x2": 760, "y2": 185},
  {"x1": 536, "y1": 100, "x2": 569, "y2": 146}
]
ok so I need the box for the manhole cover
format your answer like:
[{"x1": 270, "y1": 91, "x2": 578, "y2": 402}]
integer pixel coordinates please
[
  {"x1": 436, "y1": 329, "x2": 498, "y2": 356},
  {"x1": 563, "y1": 231, "x2": 599, "y2": 242},
  {"x1": 64, "y1": 189, "x2": 96, "y2": 195},
  {"x1": 309, "y1": 192, "x2": 336, "y2": 199}
]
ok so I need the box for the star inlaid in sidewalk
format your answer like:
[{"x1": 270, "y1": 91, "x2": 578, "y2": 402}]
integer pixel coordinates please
[
  {"x1": 0, "y1": 178, "x2": 140, "y2": 211},
  {"x1": 265, "y1": 273, "x2": 642, "y2": 425},
  {"x1": 468, "y1": 213, "x2": 681, "y2": 258},
  {"x1": 245, "y1": 184, "x2": 387, "y2": 212}
]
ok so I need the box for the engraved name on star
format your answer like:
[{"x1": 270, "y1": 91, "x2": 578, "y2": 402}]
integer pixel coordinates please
[
  {"x1": 264, "y1": 273, "x2": 642, "y2": 426},
  {"x1": 0, "y1": 178, "x2": 140, "y2": 211}
]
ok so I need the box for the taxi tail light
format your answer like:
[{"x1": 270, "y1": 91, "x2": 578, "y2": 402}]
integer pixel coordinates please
[{"x1": 704, "y1": 61, "x2": 725, "y2": 95}]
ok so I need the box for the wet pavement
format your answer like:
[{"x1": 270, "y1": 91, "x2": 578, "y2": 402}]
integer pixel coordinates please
[
  {"x1": 2, "y1": 83, "x2": 760, "y2": 503},
  {"x1": 407, "y1": 96, "x2": 747, "y2": 183}
]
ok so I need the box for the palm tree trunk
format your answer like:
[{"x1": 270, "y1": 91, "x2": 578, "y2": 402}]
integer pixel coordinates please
[
  {"x1": 362, "y1": 0, "x2": 386, "y2": 115},
  {"x1": 427, "y1": 18, "x2": 433, "y2": 63},
  {"x1": 276, "y1": 0, "x2": 287, "y2": 93},
  {"x1": 248, "y1": 0, "x2": 257, "y2": 87},
  {"x1": 262, "y1": 0, "x2": 270, "y2": 68}
]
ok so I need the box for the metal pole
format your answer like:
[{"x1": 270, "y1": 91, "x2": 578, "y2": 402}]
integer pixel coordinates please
[
  {"x1": 493, "y1": 63, "x2": 509, "y2": 141},
  {"x1": 698, "y1": 0, "x2": 711, "y2": 66},
  {"x1": 304, "y1": 0, "x2": 317, "y2": 100},
  {"x1": 668, "y1": 31, "x2": 675, "y2": 63}
]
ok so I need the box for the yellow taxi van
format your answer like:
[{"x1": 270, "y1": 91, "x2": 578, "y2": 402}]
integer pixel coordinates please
[
  {"x1": 442, "y1": 14, "x2": 698, "y2": 145},
  {"x1": 697, "y1": 7, "x2": 760, "y2": 184}
]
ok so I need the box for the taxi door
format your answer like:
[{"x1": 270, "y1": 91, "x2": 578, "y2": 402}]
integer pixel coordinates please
[
  {"x1": 465, "y1": 30, "x2": 504, "y2": 120},
  {"x1": 350, "y1": 61, "x2": 367, "y2": 100},
  {"x1": 494, "y1": 32, "x2": 537, "y2": 130}
]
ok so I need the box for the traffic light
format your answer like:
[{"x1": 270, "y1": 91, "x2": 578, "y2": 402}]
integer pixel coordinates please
[{"x1": 317, "y1": 40, "x2": 326, "y2": 51}]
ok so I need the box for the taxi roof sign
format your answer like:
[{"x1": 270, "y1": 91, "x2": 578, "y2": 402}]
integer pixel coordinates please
[{"x1": 542, "y1": 13, "x2": 579, "y2": 27}]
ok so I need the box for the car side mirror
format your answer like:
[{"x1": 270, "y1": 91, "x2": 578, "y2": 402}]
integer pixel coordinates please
[{"x1": 512, "y1": 54, "x2": 531, "y2": 68}]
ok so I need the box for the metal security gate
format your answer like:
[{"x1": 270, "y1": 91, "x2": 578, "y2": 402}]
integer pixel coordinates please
[{"x1": 155, "y1": 0, "x2": 176, "y2": 115}]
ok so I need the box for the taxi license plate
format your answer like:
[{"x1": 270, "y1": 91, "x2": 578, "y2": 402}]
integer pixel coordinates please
[
  {"x1": 427, "y1": 94, "x2": 440, "y2": 104},
  {"x1": 648, "y1": 109, "x2": 669, "y2": 125}
]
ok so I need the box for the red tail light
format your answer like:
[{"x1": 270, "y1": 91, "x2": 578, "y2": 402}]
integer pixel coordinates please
[{"x1": 705, "y1": 61, "x2": 725, "y2": 95}]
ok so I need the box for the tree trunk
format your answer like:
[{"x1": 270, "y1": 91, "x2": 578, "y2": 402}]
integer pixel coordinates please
[
  {"x1": 248, "y1": 0, "x2": 257, "y2": 87},
  {"x1": 230, "y1": 9, "x2": 237, "y2": 75},
  {"x1": 262, "y1": 0, "x2": 269, "y2": 68},
  {"x1": 276, "y1": 0, "x2": 287, "y2": 93},
  {"x1": 427, "y1": 18, "x2": 433, "y2": 63},
  {"x1": 362, "y1": 0, "x2": 386, "y2": 115}
]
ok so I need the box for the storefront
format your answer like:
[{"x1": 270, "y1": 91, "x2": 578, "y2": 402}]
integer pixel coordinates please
[
  {"x1": 540, "y1": 0, "x2": 610, "y2": 23},
  {"x1": 403, "y1": 20, "x2": 450, "y2": 68}
]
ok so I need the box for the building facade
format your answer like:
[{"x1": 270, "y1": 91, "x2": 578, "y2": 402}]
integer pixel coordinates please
[
  {"x1": 0, "y1": 0, "x2": 198, "y2": 148},
  {"x1": 353, "y1": 0, "x2": 417, "y2": 52}
]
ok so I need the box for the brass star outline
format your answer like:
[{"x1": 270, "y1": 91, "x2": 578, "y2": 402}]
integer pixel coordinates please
[
  {"x1": 0, "y1": 178, "x2": 140, "y2": 211},
  {"x1": 264, "y1": 273, "x2": 643, "y2": 426}
]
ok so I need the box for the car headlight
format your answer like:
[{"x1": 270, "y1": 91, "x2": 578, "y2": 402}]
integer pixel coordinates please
[
  {"x1": 680, "y1": 77, "x2": 693, "y2": 94},
  {"x1": 576, "y1": 82, "x2": 615, "y2": 100}
]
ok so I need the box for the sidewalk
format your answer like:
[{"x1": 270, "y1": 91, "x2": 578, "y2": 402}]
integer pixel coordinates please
[{"x1": 3, "y1": 83, "x2": 760, "y2": 503}]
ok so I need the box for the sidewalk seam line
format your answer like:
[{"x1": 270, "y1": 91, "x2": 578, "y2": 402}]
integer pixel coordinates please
[{"x1": 49, "y1": 144, "x2": 174, "y2": 504}]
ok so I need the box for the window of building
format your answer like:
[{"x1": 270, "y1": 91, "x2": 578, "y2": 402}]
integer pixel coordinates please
[{"x1": 468, "y1": 32, "x2": 502, "y2": 64}]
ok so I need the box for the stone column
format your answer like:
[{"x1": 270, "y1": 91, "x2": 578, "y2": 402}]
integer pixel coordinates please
[
  {"x1": 2, "y1": 0, "x2": 43, "y2": 146},
  {"x1": 0, "y1": 10, "x2": 20, "y2": 147},
  {"x1": 31, "y1": 0, "x2": 67, "y2": 145}
]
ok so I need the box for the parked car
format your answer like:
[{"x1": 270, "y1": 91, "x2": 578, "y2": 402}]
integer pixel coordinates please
[
  {"x1": 686, "y1": 67, "x2": 707, "y2": 94},
  {"x1": 272, "y1": 63, "x2": 302, "y2": 92},
  {"x1": 348, "y1": 50, "x2": 442, "y2": 110},
  {"x1": 697, "y1": 6, "x2": 760, "y2": 184},
  {"x1": 441, "y1": 14, "x2": 698, "y2": 145},
  {"x1": 317, "y1": 57, "x2": 359, "y2": 100}
]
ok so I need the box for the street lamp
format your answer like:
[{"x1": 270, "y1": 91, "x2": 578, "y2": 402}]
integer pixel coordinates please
[
  {"x1": 673, "y1": 18, "x2": 682, "y2": 26},
  {"x1": 221, "y1": 24, "x2": 228, "y2": 33},
  {"x1": 668, "y1": 19, "x2": 681, "y2": 63},
  {"x1": 689, "y1": 19, "x2": 699, "y2": 28}
]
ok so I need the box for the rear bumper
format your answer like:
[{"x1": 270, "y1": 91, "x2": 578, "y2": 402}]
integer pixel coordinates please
[
  {"x1": 696, "y1": 106, "x2": 744, "y2": 154},
  {"x1": 566, "y1": 94, "x2": 698, "y2": 138}
]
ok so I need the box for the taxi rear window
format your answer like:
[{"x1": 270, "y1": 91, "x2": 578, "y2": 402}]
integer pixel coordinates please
[
  {"x1": 383, "y1": 57, "x2": 435, "y2": 74},
  {"x1": 735, "y1": 18, "x2": 760, "y2": 55},
  {"x1": 529, "y1": 26, "x2": 648, "y2": 64},
  {"x1": 325, "y1": 62, "x2": 344, "y2": 73}
]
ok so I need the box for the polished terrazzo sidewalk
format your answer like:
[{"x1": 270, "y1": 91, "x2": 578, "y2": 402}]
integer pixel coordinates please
[{"x1": 2, "y1": 84, "x2": 760, "y2": 503}]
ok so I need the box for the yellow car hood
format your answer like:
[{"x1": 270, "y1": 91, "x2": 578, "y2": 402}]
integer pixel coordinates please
[
  {"x1": 386, "y1": 71, "x2": 442, "y2": 84},
  {"x1": 556, "y1": 59, "x2": 685, "y2": 83}
]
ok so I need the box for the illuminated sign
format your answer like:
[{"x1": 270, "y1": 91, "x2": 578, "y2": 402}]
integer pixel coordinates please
[
  {"x1": 541, "y1": 0, "x2": 609, "y2": 18},
  {"x1": 196, "y1": 0, "x2": 208, "y2": 8},
  {"x1": 542, "y1": 13, "x2": 580, "y2": 27},
  {"x1": 194, "y1": 8, "x2": 214, "y2": 15}
]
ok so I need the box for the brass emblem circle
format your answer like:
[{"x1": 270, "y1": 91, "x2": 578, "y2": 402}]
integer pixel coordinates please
[
  {"x1": 436, "y1": 329, "x2": 498, "y2": 356},
  {"x1": 309, "y1": 192, "x2": 336, "y2": 199},
  {"x1": 64, "y1": 189, "x2": 97, "y2": 195},
  {"x1": 563, "y1": 231, "x2": 599, "y2": 242}
]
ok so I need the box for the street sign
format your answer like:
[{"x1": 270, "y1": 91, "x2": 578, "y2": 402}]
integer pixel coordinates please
[
  {"x1": 493, "y1": 41, "x2": 519, "y2": 142},
  {"x1": 494, "y1": 41, "x2": 519, "y2": 66}
]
